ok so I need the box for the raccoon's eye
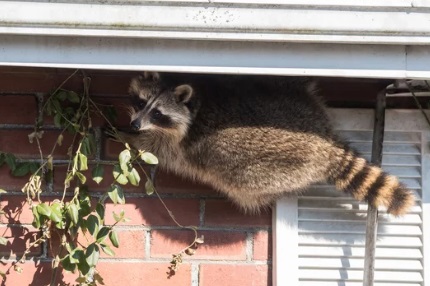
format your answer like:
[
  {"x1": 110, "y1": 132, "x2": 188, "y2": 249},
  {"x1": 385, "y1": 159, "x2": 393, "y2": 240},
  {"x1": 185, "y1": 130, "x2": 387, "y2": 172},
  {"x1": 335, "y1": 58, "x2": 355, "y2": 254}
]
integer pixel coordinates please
[
  {"x1": 152, "y1": 110, "x2": 162, "y2": 120},
  {"x1": 137, "y1": 100, "x2": 146, "y2": 110}
]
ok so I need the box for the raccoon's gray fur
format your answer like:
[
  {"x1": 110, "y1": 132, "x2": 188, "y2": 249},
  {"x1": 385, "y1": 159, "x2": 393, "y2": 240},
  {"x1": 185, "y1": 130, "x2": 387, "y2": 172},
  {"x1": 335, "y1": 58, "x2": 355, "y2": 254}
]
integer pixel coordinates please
[{"x1": 119, "y1": 71, "x2": 414, "y2": 215}]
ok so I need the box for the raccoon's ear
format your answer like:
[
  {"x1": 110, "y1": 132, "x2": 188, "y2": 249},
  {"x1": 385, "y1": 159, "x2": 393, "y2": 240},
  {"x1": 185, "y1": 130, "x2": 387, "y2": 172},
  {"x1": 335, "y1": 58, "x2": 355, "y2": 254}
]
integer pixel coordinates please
[
  {"x1": 174, "y1": 84, "x2": 193, "y2": 103},
  {"x1": 142, "y1": 71, "x2": 160, "y2": 82}
]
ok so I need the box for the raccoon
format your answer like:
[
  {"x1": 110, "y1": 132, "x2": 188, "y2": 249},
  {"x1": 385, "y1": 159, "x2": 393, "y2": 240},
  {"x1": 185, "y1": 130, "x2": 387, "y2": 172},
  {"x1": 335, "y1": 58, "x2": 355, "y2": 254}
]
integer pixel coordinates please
[{"x1": 118, "y1": 71, "x2": 415, "y2": 215}]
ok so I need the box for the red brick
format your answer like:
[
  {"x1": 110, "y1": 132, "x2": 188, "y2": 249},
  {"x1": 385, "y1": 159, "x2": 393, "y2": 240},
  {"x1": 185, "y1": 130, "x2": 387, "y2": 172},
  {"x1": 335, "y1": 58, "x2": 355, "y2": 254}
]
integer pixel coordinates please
[
  {"x1": 156, "y1": 171, "x2": 218, "y2": 196},
  {"x1": 0, "y1": 196, "x2": 76, "y2": 225},
  {"x1": 199, "y1": 264, "x2": 271, "y2": 286},
  {"x1": 204, "y1": 200, "x2": 271, "y2": 227},
  {"x1": 253, "y1": 231, "x2": 272, "y2": 261},
  {"x1": 100, "y1": 228, "x2": 146, "y2": 259},
  {"x1": 96, "y1": 262, "x2": 191, "y2": 286},
  {"x1": 0, "y1": 95, "x2": 37, "y2": 125},
  {"x1": 49, "y1": 227, "x2": 146, "y2": 259},
  {"x1": 0, "y1": 195, "x2": 34, "y2": 224},
  {"x1": 105, "y1": 198, "x2": 200, "y2": 226},
  {"x1": 0, "y1": 67, "x2": 135, "y2": 95},
  {"x1": 89, "y1": 96, "x2": 132, "y2": 127},
  {"x1": 0, "y1": 166, "x2": 37, "y2": 191},
  {"x1": 0, "y1": 130, "x2": 73, "y2": 159},
  {"x1": 0, "y1": 260, "x2": 76, "y2": 286},
  {"x1": 0, "y1": 69, "x2": 82, "y2": 94},
  {"x1": 103, "y1": 138, "x2": 128, "y2": 160},
  {"x1": 0, "y1": 226, "x2": 41, "y2": 257},
  {"x1": 151, "y1": 230, "x2": 247, "y2": 260}
]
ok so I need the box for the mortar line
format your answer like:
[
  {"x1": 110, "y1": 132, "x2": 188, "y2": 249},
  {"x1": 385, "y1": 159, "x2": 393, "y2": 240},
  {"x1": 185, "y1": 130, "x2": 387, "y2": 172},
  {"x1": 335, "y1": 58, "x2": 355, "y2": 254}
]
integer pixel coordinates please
[
  {"x1": 199, "y1": 199, "x2": 205, "y2": 227},
  {"x1": 245, "y1": 231, "x2": 254, "y2": 262},
  {"x1": 145, "y1": 229, "x2": 151, "y2": 260},
  {"x1": 191, "y1": 263, "x2": 200, "y2": 286}
]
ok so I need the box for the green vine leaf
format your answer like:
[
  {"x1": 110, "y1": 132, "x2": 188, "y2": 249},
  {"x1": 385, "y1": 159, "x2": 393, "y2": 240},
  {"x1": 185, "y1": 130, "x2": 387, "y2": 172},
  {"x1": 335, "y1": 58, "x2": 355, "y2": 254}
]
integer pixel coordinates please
[
  {"x1": 78, "y1": 196, "x2": 92, "y2": 217},
  {"x1": 36, "y1": 203, "x2": 51, "y2": 217},
  {"x1": 112, "y1": 210, "x2": 125, "y2": 223},
  {"x1": 54, "y1": 113, "x2": 63, "y2": 127},
  {"x1": 67, "y1": 204, "x2": 79, "y2": 225},
  {"x1": 118, "y1": 149, "x2": 132, "y2": 175},
  {"x1": 126, "y1": 167, "x2": 140, "y2": 186},
  {"x1": 61, "y1": 255, "x2": 77, "y2": 273},
  {"x1": 78, "y1": 153, "x2": 88, "y2": 171},
  {"x1": 112, "y1": 164, "x2": 128, "y2": 185},
  {"x1": 109, "y1": 230, "x2": 119, "y2": 248},
  {"x1": 85, "y1": 243, "x2": 100, "y2": 267},
  {"x1": 145, "y1": 179, "x2": 155, "y2": 196},
  {"x1": 0, "y1": 236, "x2": 8, "y2": 246},
  {"x1": 96, "y1": 227, "x2": 110, "y2": 243},
  {"x1": 32, "y1": 206, "x2": 41, "y2": 229},
  {"x1": 55, "y1": 90, "x2": 68, "y2": 101},
  {"x1": 86, "y1": 215, "x2": 100, "y2": 237},
  {"x1": 95, "y1": 203, "x2": 105, "y2": 221},
  {"x1": 140, "y1": 152, "x2": 158, "y2": 165},
  {"x1": 49, "y1": 202, "x2": 63, "y2": 223},
  {"x1": 108, "y1": 184, "x2": 125, "y2": 205},
  {"x1": 76, "y1": 172, "x2": 87, "y2": 184},
  {"x1": 100, "y1": 243, "x2": 115, "y2": 257},
  {"x1": 77, "y1": 259, "x2": 91, "y2": 276},
  {"x1": 67, "y1": 91, "x2": 80, "y2": 103},
  {"x1": 70, "y1": 249, "x2": 84, "y2": 264},
  {"x1": 92, "y1": 165, "x2": 104, "y2": 184},
  {"x1": 12, "y1": 163, "x2": 31, "y2": 177},
  {"x1": 4, "y1": 153, "x2": 17, "y2": 171}
]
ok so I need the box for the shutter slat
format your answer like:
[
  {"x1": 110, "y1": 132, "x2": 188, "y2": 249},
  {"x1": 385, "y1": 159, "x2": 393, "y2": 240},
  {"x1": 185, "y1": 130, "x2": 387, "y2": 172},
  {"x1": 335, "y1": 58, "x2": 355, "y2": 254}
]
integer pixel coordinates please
[
  {"x1": 300, "y1": 282, "x2": 421, "y2": 286},
  {"x1": 299, "y1": 257, "x2": 423, "y2": 270},
  {"x1": 299, "y1": 221, "x2": 422, "y2": 236},
  {"x1": 349, "y1": 142, "x2": 420, "y2": 155},
  {"x1": 299, "y1": 211, "x2": 422, "y2": 224},
  {"x1": 299, "y1": 269, "x2": 423, "y2": 282},
  {"x1": 338, "y1": 131, "x2": 421, "y2": 143},
  {"x1": 299, "y1": 246, "x2": 422, "y2": 258}
]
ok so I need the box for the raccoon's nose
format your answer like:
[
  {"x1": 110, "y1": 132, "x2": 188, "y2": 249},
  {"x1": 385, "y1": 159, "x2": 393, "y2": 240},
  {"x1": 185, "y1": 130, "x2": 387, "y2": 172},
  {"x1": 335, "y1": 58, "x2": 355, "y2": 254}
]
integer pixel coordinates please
[{"x1": 131, "y1": 120, "x2": 141, "y2": 131}]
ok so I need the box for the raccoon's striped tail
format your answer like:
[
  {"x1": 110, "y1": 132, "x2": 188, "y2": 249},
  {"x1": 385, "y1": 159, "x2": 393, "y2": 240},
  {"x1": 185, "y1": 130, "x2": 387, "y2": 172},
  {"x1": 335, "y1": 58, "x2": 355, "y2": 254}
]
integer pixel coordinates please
[{"x1": 327, "y1": 148, "x2": 415, "y2": 216}]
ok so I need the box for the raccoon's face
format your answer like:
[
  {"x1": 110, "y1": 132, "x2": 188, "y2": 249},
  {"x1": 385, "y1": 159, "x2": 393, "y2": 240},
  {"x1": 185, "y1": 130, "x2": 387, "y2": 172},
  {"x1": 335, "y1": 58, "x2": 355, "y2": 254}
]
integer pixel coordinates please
[{"x1": 128, "y1": 72, "x2": 198, "y2": 140}]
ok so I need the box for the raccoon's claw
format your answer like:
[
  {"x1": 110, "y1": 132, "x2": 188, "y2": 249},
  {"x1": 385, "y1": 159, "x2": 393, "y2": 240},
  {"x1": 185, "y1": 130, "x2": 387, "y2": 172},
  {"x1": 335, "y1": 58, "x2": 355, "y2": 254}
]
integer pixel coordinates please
[{"x1": 104, "y1": 126, "x2": 121, "y2": 141}]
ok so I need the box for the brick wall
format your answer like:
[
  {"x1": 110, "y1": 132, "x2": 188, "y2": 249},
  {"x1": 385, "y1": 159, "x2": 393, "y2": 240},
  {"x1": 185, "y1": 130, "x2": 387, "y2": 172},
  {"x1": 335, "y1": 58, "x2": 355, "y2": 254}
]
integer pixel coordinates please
[{"x1": 0, "y1": 67, "x2": 272, "y2": 286}]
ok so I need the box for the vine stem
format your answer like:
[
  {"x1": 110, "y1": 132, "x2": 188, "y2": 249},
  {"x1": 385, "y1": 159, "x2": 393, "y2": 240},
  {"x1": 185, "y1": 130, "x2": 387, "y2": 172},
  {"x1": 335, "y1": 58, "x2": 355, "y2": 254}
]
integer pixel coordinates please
[{"x1": 136, "y1": 164, "x2": 199, "y2": 255}]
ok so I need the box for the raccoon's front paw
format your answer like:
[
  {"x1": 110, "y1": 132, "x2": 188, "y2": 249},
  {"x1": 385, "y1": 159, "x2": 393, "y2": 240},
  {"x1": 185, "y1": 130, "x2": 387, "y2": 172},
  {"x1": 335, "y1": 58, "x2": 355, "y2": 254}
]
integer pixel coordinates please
[
  {"x1": 104, "y1": 126, "x2": 120, "y2": 142},
  {"x1": 104, "y1": 126, "x2": 137, "y2": 143}
]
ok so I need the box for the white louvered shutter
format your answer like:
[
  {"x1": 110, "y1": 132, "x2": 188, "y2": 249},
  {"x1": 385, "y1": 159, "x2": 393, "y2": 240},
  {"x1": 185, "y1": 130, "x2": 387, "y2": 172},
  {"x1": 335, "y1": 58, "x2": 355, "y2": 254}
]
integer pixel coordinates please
[{"x1": 274, "y1": 109, "x2": 429, "y2": 286}]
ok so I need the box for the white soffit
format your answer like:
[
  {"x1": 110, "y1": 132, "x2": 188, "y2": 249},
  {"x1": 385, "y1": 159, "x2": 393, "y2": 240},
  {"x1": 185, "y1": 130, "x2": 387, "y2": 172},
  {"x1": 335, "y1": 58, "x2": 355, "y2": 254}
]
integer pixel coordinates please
[{"x1": 0, "y1": 0, "x2": 430, "y2": 78}]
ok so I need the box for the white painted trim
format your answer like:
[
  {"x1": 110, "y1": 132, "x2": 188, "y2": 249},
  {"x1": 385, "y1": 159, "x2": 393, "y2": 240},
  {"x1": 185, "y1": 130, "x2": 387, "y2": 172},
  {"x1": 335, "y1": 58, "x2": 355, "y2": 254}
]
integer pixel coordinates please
[
  {"x1": 0, "y1": 1, "x2": 430, "y2": 45},
  {"x1": 3, "y1": 27, "x2": 430, "y2": 46},
  {"x1": 12, "y1": 0, "x2": 430, "y2": 8},
  {"x1": 273, "y1": 197, "x2": 298, "y2": 286},
  {"x1": 1, "y1": 35, "x2": 430, "y2": 79}
]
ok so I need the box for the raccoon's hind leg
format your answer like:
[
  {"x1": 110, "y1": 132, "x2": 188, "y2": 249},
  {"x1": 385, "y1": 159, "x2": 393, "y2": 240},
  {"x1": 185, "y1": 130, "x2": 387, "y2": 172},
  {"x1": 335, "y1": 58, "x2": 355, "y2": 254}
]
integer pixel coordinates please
[{"x1": 327, "y1": 146, "x2": 415, "y2": 216}]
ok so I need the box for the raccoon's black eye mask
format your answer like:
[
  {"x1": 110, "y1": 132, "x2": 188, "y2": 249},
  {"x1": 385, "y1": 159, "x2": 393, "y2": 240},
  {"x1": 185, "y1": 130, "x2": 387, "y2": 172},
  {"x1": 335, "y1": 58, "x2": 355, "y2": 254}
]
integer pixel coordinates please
[{"x1": 130, "y1": 95, "x2": 147, "y2": 110}]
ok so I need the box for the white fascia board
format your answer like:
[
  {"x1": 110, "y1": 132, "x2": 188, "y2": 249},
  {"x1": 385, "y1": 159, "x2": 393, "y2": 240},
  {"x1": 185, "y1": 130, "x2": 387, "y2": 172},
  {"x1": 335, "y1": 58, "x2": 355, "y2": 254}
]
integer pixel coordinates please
[
  {"x1": 0, "y1": 1, "x2": 430, "y2": 45},
  {"x1": 1, "y1": 34, "x2": 430, "y2": 79}
]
